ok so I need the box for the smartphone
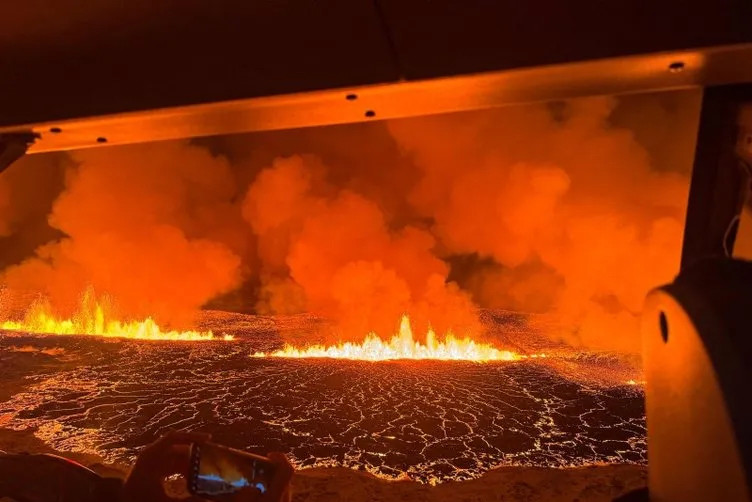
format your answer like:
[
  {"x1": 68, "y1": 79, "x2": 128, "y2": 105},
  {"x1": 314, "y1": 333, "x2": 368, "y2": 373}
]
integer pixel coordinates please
[{"x1": 189, "y1": 442, "x2": 277, "y2": 498}]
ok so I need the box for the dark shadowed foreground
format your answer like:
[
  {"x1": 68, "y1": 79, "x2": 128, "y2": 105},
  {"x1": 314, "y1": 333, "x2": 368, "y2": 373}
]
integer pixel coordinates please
[{"x1": 0, "y1": 428, "x2": 645, "y2": 502}]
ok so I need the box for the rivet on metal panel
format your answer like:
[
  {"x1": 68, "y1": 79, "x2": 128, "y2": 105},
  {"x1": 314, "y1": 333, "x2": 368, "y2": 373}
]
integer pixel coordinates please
[
  {"x1": 96, "y1": 137, "x2": 108, "y2": 143},
  {"x1": 346, "y1": 93, "x2": 358, "y2": 101},
  {"x1": 668, "y1": 61, "x2": 685, "y2": 73},
  {"x1": 364, "y1": 110, "x2": 375, "y2": 118}
]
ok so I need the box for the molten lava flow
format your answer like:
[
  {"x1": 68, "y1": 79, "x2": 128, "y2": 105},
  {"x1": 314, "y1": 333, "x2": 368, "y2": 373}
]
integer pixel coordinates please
[
  {"x1": 1, "y1": 293, "x2": 232, "y2": 341},
  {"x1": 254, "y1": 315, "x2": 539, "y2": 362}
]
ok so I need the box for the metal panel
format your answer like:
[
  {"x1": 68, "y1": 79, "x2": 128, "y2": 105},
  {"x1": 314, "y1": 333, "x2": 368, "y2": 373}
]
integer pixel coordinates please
[
  {"x1": 644, "y1": 285, "x2": 749, "y2": 501},
  {"x1": 4, "y1": 44, "x2": 752, "y2": 153},
  {"x1": 2, "y1": 0, "x2": 752, "y2": 134},
  {"x1": 644, "y1": 260, "x2": 752, "y2": 501}
]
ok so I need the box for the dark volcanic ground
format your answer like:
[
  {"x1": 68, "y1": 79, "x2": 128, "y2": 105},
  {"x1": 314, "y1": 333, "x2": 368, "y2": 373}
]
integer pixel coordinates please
[{"x1": 0, "y1": 311, "x2": 646, "y2": 484}]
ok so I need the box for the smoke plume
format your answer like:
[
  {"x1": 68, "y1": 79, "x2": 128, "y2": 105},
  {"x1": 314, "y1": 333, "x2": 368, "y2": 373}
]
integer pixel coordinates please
[
  {"x1": 242, "y1": 155, "x2": 479, "y2": 339},
  {"x1": 388, "y1": 96, "x2": 695, "y2": 352},
  {"x1": 0, "y1": 91, "x2": 699, "y2": 351},
  {"x1": 2, "y1": 142, "x2": 244, "y2": 327}
]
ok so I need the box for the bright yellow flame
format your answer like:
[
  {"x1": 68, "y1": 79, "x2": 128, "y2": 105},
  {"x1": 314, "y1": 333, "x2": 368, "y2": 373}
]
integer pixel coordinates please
[
  {"x1": 1, "y1": 293, "x2": 231, "y2": 342},
  {"x1": 253, "y1": 315, "x2": 539, "y2": 362}
]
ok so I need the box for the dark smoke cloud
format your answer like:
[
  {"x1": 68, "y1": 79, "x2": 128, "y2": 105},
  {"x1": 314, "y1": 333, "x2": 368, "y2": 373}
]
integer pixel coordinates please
[
  {"x1": 0, "y1": 152, "x2": 68, "y2": 268},
  {"x1": 0, "y1": 175, "x2": 10, "y2": 237}
]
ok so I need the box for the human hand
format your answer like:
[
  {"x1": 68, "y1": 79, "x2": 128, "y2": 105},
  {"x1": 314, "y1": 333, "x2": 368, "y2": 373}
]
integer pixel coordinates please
[
  {"x1": 123, "y1": 431, "x2": 294, "y2": 502},
  {"x1": 123, "y1": 430, "x2": 209, "y2": 502},
  {"x1": 259, "y1": 452, "x2": 294, "y2": 502}
]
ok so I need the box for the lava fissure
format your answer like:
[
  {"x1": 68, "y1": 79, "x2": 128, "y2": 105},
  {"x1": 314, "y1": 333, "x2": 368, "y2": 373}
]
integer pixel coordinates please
[
  {"x1": 1, "y1": 291, "x2": 232, "y2": 341},
  {"x1": 253, "y1": 315, "x2": 539, "y2": 362}
]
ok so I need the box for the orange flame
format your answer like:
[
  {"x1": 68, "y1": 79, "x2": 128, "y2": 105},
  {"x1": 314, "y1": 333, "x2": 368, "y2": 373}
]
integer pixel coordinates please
[
  {"x1": 253, "y1": 315, "x2": 540, "y2": 362},
  {"x1": 1, "y1": 292, "x2": 231, "y2": 341}
]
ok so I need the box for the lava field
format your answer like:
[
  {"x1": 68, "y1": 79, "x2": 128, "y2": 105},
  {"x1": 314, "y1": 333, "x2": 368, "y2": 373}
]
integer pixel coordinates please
[{"x1": 0, "y1": 311, "x2": 646, "y2": 484}]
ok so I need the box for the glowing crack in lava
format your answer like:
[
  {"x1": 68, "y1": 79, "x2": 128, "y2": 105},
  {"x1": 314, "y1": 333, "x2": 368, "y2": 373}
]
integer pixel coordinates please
[
  {"x1": 253, "y1": 315, "x2": 537, "y2": 361},
  {"x1": 1, "y1": 293, "x2": 232, "y2": 342}
]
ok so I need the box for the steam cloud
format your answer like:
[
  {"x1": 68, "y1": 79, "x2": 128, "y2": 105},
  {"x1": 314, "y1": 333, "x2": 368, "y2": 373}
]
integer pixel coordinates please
[
  {"x1": 0, "y1": 93, "x2": 698, "y2": 351},
  {"x1": 242, "y1": 155, "x2": 479, "y2": 339},
  {"x1": 1, "y1": 142, "x2": 244, "y2": 327},
  {"x1": 388, "y1": 97, "x2": 693, "y2": 352}
]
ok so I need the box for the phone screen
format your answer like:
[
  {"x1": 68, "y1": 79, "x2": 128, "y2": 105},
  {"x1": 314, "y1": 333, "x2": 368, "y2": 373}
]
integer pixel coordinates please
[{"x1": 191, "y1": 443, "x2": 276, "y2": 497}]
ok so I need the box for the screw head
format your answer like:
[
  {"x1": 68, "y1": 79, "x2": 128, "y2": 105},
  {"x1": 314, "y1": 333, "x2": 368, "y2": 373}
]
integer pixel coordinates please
[{"x1": 668, "y1": 61, "x2": 685, "y2": 73}]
